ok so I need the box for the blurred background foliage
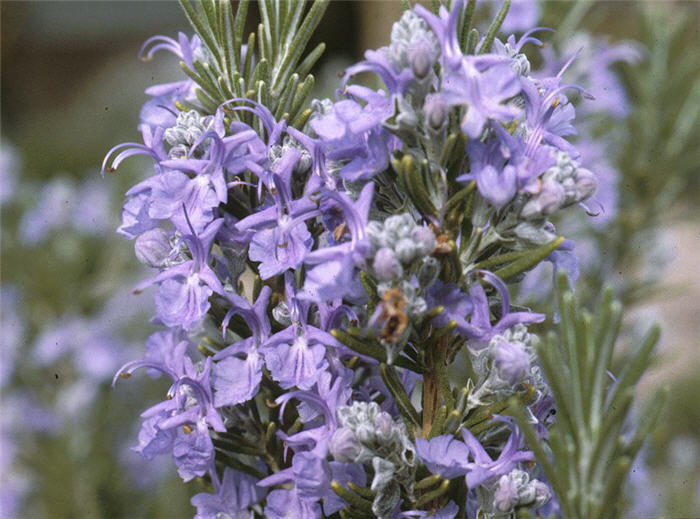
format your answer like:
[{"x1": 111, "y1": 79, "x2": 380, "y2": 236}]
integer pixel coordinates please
[{"x1": 1, "y1": 1, "x2": 698, "y2": 518}]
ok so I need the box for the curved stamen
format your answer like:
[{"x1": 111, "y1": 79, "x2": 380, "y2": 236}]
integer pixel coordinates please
[
  {"x1": 101, "y1": 143, "x2": 159, "y2": 176},
  {"x1": 112, "y1": 359, "x2": 177, "y2": 387},
  {"x1": 139, "y1": 35, "x2": 180, "y2": 61}
]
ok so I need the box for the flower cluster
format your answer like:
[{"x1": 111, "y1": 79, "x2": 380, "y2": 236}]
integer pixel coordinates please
[{"x1": 105, "y1": 1, "x2": 604, "y2": 517}]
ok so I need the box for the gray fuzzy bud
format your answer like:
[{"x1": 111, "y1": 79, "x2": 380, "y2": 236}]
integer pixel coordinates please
[
  {"x1": 272, "y1": 301, "x2": 292, "y2": 326},
  {"x1": 512, "y1": 221, "x2": 557, "y2": 246},
  {"x1": 493, "y1": 475, "x2": 520, "y2": 513},
  {"x1": 374, "y1": 247, "x2": 403, "y2": 281},
  {"x1": 384, "y1": 213, "x2": 414, "y2": 240},
  {"x1": 423, "y1": 94, "x2": 448, "y2": 130},
  {"x1": 493, "y1": 469, "x2": 552, "y2": 514},
  {"x1": 164, "y1": 110, "x2": 213, "y2": 155},
  {"x1": 409, "y1": 39, "x2": 435, "y2": 78},
  {"x1": 329, "y1": 427, "x2": 361, "y2": 463},
  {"x1": 575, "y1": 167, "x2": 597, "y2": 200},
  {"x1": 135, "y1": 228, "x2": 173, "y2": 268},
  {"x1": 389, "y1": 11, "x2": 440, "y2": 73},
  {"x1": 521, "y1": 151, "x2": 598, "y2": 219},
  {"x1": 394, "y1": 238, "x2": 417, "y2": 264},
  {"x1": 521, "y1": 179, "x2": 566, "y2": 219},
  {"x1": 412, "y1": 226, "x2": 437, "y2": 256},
  {"x1": 531, "y1": 480, "x2": 551, "y2": 507},
  {"x1": 417, "y1": 256, "x2": 440, "y2": 287},
  {"x1": 492, "y1": 340, "x2": 531, "y2": 385}
]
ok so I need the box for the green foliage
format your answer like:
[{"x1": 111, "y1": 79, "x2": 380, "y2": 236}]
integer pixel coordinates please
[
  {"x1": 509, "y1": 273, "x2": 666, "y2": 519},
  {"x1": 178, "y1": 0, "x2": 329, "y2": 129}
]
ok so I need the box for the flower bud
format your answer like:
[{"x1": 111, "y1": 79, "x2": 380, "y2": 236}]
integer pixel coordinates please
[
  {"x1": 493, "y1": 475, "x2": 520, "y2": 513},
  {"x1": 493, "y1": 340, "x2": 530, "y2": 385},
  {"x1": 373, "y1": 247, "x2": 403, "y2": 281},
  {"x1": 423, "y1": 94, "x2": 447, "y2": 130},
  {"x1": 417, "y1": 256, "x2": 440, "y2": 287},
  {"x1": 354, "y1": 423, "x2": 375, "y2": 444},
  {"x1": 329, "y1": 427, "x2": 361, "y2": 462},
  {"x1": 522, "y1": 180, "x2": 565, "y2": 218},
  {"x1": 412, "y1": 226, "x2": 437, "y2": 256},
  {"x1": 532, "y1": 479, "x2": 552, "y2": 507},
  {"x1": 394, "y1": 238, "x2": 417, "y2": 264},
  {"x1": 409, "y1": 38, "x2": 434, "y2": 79},
  {"x1": 575, "y1": 167, "x2": 597, "y2": 201},
  {"x1": 272, "y1": 301, "x2": 291, "y2": 326},
  {"x1": 375, "y1": 412, "x2": 395, "y2": 438},
  {"x1": 135, "y1": 228, "x2": 172, "y2": 268}
]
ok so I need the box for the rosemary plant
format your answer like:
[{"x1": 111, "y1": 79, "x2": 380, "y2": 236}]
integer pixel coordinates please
[{"x1": 100, "y1": 1, "x2": 665, "y2": 517}]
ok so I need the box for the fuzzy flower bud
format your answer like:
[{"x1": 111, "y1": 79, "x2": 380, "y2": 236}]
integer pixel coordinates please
[
  {"x1": 394, "y1": 238, "x2": 417, "y2": 264},
  {"x1": 389, "y1": 11, "x2": 440, "y2": 74},
  {"x1": 272, "y1": 301, "x2": 292, "y2": 326},
  {"x1": 374, "y1": 247, "x2": 403, "y2": 281},
  {"x1": 493, "y1": 340, "x2": 531, "y2": 385},
  {"x1": 423, "y1": 94, "x2": 448, "y2": 130},
  {"x1": 164, "y1": 110, "x2": 213, "y2": 158},
  {"x1": 521, "y1": 151, "x2": 598, "y2": 219},
  {"x1": 329, "y1": 427, "x2": 361, "y2": 463},
  {"x1": 412, "y1": 226, "x2": 437, "y2": 256},
  {"x1": 417, "y1": 256, "x2": 440, "y2": 287},
  {"x1": 575, "y1": 167, "x2": 598, "y2": 201},
  {"x1": 493, "y1": 469, "x2": 551, "y2": 514},
  {"x1": 493, "y1": 474, "x2": 521, "y2": 513},
  {"x1": 531, "y1": 480, "x2": 552, "y2": 507},
  {"x1": 134, "y1": 228, "x2": 173, "y2": 268},
  {"x1": 409, "y1": 38, "x2": 435, "y2": 79}
]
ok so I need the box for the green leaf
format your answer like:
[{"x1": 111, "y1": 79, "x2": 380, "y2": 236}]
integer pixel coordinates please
[
  {"x1": 478, "y1": 0, "x2": 510, "y2": 54},
  {"x1": 379, "y1": 363, "x2": 421, "y2": 433},
  {"x1": 492, "y1": 236, "x2": 564, "y2": 280},
  {"x1": 508, "y1": 273, "x2": 662, "y2": 519}
]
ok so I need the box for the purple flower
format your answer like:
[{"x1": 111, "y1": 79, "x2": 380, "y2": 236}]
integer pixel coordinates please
[
  {"x1": 416, "y1": 435, "x2": 470, "y2": 479},
  {"x1": 135, "y1": 228, "x2": 176, "y2": 268},
  {"x1": 115, "y1": 335, "x2": 225, "y2": 459},
  {"x1": 172, "y1": 420, "x2": 214, "y2": 482},
  {"x1": 246, "y1": 149, "x2": 317, "y2": 279},
  {"x1": 461, "y1": 418, "x2": 534, "y2": 488},
  {"x1": 474, "y1": 164, "x2": 518, "y2": 210},
  {"x1": 300, "y1": 86, "x2": 394, "y2": 182},
  {"x1": 212, "y1": 354, "x2": 262, "y2": 407},
  {"x1": 414, "y1": 0, "x2": 463, "y2": 69},
  {"x1": 264, "y1": 489, "x2": 321, "y2": 519},
  {"x1": 425, "y1": 281, "x2": 473, "y2": 328},
  {"x1": 118, "y1": 187, "x2": 159, "y2": 239},
  {"x1": 135, "y1": 217, "x2": 224, "y2": 330},
  {"x1": 431, "y1": 501, "x2": 459, "y2": 519},
  {"x1": 134, "y1": 411, "x2": 177, "y2": 460},
  {"x1": 303, "y1": 183, "x2": 374, "y2": 301},
  {"x1": 148, "y1": 170, "x2": 219, "y2": 235},
  {"x1": 344, "y1": 49, "x2": 416, "y2": 96},
  {"x1": 191, "y1": 467, "x2": 261, "y2": 519},
  {"x1": 521, "y1": 54, "x2": 593, "y2": 155},
  {"x1": 443, "y1": 59, "x2": 522, "y2": 138},
  {"x1": 212, "y1": 286, "x2": 272, "y2": 407},
  {"x1": 259, "y1": 451, "x2": 331, "y2": 502},
  {"x1": 466, "y1": 271, "x2": 545, "y2": 345}
]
